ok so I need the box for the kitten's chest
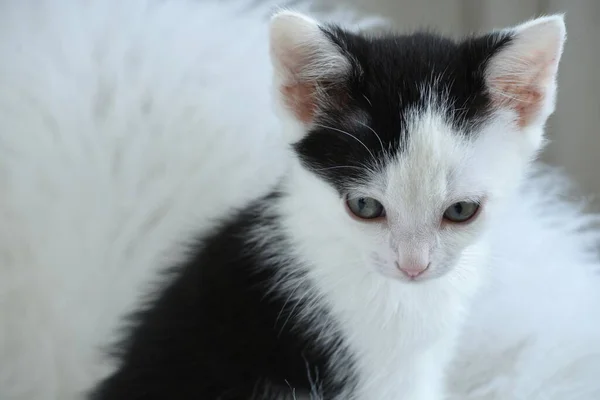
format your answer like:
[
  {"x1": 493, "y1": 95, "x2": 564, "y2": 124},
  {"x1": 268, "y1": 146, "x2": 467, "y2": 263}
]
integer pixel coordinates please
[{"x1": 308, "y1": 270, "x2": 466, "y2": 399}]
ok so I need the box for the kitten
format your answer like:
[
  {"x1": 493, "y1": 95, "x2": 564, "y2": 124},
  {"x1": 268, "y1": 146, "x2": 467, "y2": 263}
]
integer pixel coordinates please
[{"x1": 90, "y1": 10, "x2": 566, "y2": 400}]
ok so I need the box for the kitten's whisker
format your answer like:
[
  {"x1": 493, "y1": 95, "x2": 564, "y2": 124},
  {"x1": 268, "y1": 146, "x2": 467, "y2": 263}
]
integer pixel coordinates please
[
  {"x1": 313, "y1": 123, "x2": 376, "y2": 162},
  {"x1": 354, "y1": 119, "x2": 386, "y2": 156}
]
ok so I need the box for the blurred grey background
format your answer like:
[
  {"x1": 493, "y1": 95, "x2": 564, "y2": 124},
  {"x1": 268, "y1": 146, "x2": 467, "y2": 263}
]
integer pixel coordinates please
[{"x1": 335, "y1": 0, "x2": 600, "y2": 209}]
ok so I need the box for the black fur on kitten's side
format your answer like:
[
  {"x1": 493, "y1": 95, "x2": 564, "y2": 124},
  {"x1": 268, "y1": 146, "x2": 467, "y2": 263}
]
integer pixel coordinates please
[
  {"x1": 91, "y1": 25, "x2": 513, "y2": 400},
  {"x1": 90, "y1": 192, "x2": 356, "y2": 400}
]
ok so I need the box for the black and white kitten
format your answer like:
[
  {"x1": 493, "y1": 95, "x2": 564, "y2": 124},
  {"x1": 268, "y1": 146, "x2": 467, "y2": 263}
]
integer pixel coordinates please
[{"x1": 91, "y1": 10, "x2": 566, "y2": 400}]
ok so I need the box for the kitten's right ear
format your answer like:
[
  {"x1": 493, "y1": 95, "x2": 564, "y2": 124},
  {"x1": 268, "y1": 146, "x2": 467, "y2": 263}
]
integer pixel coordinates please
[{"x1": 269, "y1": 11, "x2": 352, "y2": 128}]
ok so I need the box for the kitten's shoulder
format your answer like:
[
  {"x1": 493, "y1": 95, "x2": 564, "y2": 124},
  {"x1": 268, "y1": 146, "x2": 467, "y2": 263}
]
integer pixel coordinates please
[{"x1": 92, "y1": 190, "x2": 352, "y2": 399}]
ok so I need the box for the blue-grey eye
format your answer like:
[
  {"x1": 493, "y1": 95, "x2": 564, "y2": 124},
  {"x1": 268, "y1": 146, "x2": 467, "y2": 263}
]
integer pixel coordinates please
[
  {"x1": 346, "y1": 196, "x2": 385, "y2": 220},
  {"x1": 443, "y1": 201, "x2": 480, "y2": 223}
]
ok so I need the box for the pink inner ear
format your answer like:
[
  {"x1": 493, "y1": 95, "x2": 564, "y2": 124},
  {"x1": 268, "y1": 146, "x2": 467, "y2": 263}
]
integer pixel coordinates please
[
  {"x1": 272, "y1": 44, "x2": 321, "y2": 124},
  {"x1": 489, "y1": 75, "x2": 544, "y2": 128},
  {"x1": 281, "y1": 82, "x2": 317, "y2": 124},
  {"x1": 488, "y1": 51, "x2": 559, "y2": 128},
  {"x1": 280, "y1": 79, "x2": 351, "y2": 125}
]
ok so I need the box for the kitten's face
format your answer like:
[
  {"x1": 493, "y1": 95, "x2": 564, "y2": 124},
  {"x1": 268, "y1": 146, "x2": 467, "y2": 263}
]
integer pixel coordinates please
[{"x1": 270, "y1": 12, "x2": 565, "y2": 282}]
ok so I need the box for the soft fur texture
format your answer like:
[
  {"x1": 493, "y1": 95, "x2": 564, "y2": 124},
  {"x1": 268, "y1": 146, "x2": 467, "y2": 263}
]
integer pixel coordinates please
[{"x1": 0, "y1": 0, "x2": 599, "y2": 399}]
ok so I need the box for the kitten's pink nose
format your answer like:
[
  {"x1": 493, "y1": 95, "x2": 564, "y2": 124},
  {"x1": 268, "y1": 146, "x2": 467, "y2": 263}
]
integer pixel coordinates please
[{"x1": 396, "y1": 262, "x2": 430, "y2": 278}]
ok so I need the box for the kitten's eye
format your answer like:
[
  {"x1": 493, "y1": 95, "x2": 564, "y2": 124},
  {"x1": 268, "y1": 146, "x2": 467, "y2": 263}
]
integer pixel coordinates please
[
  {"x1": 443, "y1": 201, "x2": 480, "y2": 223},
  {"x1": 346, "y1": 196, "x2": 385, "y2": 220}
]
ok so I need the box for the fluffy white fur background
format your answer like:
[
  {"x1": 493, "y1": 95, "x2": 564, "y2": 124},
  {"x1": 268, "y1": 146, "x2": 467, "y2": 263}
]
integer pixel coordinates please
[{"x1": 0, "y1": 0, "x2": 599, "y2": 399}]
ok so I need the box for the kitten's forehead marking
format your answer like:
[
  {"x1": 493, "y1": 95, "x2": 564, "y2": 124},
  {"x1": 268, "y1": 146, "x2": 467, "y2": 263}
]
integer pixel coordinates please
[{"x1": 382, "y1": 107, "x2": 473, "y2": 222}]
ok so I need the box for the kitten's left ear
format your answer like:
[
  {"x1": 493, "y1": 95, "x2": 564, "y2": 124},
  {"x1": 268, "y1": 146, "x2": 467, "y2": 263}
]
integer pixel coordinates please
[
  {"x1": 269, "y1": 11, "x2": 353, "y2": 129},
  {"x1": 486, "y1": 15, "x2": 566, "y2": 129}
]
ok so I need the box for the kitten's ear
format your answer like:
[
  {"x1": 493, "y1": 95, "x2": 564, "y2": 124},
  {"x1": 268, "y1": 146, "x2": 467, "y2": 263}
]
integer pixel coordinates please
[
  {"x1": 269, "y1": 11, "x2": 352, "y2": 127},
  {"x1": 486, "y1": 15, "x2": 566, "y2": 128}
]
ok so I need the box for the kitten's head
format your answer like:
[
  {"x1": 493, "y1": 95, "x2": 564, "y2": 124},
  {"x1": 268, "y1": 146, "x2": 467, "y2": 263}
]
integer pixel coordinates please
[{"x1": 269, "y1": 11, "x2": 565, "y2": 283}]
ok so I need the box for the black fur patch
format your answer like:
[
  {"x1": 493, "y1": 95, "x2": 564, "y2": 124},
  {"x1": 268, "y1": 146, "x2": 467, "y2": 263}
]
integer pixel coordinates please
[
  {"x1": 90, "y1": 192, "x2": 356, "y2": 400},
  {"x1": 294, "y1": 27, "x2": 512, "y2": 194}
]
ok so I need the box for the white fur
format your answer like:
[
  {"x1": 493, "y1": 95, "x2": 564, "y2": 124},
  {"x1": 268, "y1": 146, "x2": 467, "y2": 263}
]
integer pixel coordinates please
[
  {"x1": 0, "y1": 1, "x2": 598, "y2": 400},
  {"x1": 0, "y1": 1, "x2": 286, "y2": 398},
  {"x1": 448, "y1": 166, "x2": 600, "y2": 400}
]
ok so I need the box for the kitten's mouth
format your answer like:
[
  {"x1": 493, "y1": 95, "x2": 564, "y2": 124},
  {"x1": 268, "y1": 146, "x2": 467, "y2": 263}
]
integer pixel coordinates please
[{"x1": 374, "y1": 263, "x2": 432, "y2": 283}]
